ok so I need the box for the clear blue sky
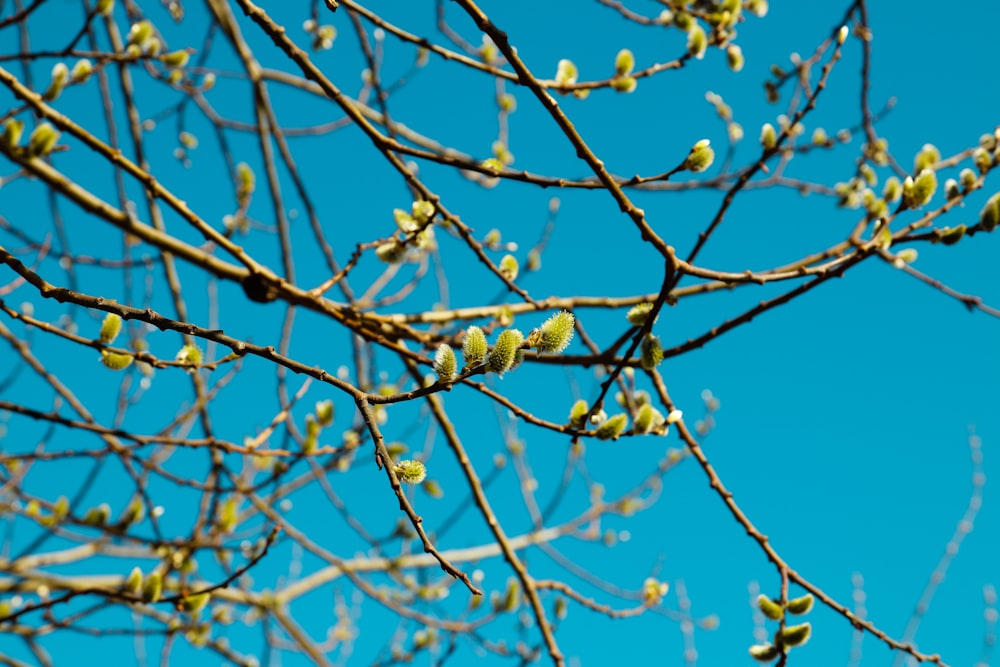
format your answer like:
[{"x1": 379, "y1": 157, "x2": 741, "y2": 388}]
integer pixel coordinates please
[{"x1": 1, "y1": 1, "x2": 999, "y2": 666}]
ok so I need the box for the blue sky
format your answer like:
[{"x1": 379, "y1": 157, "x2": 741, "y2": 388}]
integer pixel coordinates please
[{"x1": 1, "y1": 1, "x2": 999, "y2": 666}]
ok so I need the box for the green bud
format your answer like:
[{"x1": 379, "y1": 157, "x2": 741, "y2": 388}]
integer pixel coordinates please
[
  {"x1": 748, "y1": 643, "x2": 779, "y2": 662},
  {"x1": 611, "y1": 76, "x2": 637, "y2": 93},
  {"x1": 901, "y1": 169, "x2": 937, "y2": 209},
  {"x1": 175, "y1": 343, "x2": 201, "y2": 366},
  {"x1": 683, "y1": 139, "x2": 714, "y2": 172},
  {"x1": 686, "y1": 25, "x2": 707, "y2": 60},
  {"x1": 979, "y1": 194, "x2": 1000, "y2": 232},
  {"x1": 779, "y1": 622, "x2": 811, "y2": 648},
  {"x1": 960, "y1": 168, "x2": 978, "y2": 191},
  {"x1": 555, "y1": 58, "x2": 578, "y2": 87},
  {"x1": 939, "y1": 224, "x2": 966, "y2": 245},
  {"x1": 786, "y1": 593, "x2": 814, "y2": 615},
  {"x1": 626, "y1": 302, "x2": 656, "y2": 326},
  {"x1": 101, "y1": 350, "x2": 133, "y2": 370},
  {"x1": 462, "y1": 326, "x2": 488, "y2": 365},
  {"x1": 127, "y1": 20, "x2": 154, "y2": 48},
  {"x1": 757, "y1": 594, "x2": 784, "y2": 620},
  {"x1": 315, "y1": 400, "x2": 334, "y2": 427},
  {"x1": 393, "y1": 459, "x2": 427, "y2": 485},
  {"x1": 43, "y1": 63, "x2": 69, "y2": 101},
  {"x1": 760, "y1": 123, "x2": 777, "y2": 150},
  {"x1": 882, "y1": 176, "x2": 901, "y2": 202},
  {"x1": 375, "y1": 242, "x2": 406, "y2": 264},
  {"x1": 569, "y1": 399, "x2": 589, "y2": 427},
  {"x1": 161, "y1": 50, "x2": 189, "y2": 69},
  {"x1": 433, "y1": 343, "x2": 457, "y2": 381},
  {"x1": 83, "y1": 503, "x2": 111, "y2": 526},
  {"x1": 633, "y1": 403, "x2": 664, "y2": 434},
  {"x1": 640, "y1": 335, "x2": 663, "y2": 371},
  {"x1": 726, "y1": 44, "x2": 744, "y2": 72},
  {"x1": 614, "y1": 48, "x2": 635, "y2": 77},
  {"x1": 2, "y1": 119, "x2": 24, "y2": 148},
  {"x1": 71, "y1": 59, "x2": 93, "y2": 83},
  {"x1": 100, "y1": 313, "x2": 123, "y2": 344},
  {"x1": 913, "y1": 143, "x2": 940, "y2": 172},
  {"x1": 411, "y1": 200, "x2": 435, "y2": 224},
  {"x1": 974, "y1": 147, "x2": 993, "y2": 175},
  {"x1": 595, "y1": 413, "x2": 628, "y2": 440},
  {"x1": 489, "y1": 328, "x2": 524, "y2": 375},
  {"x1": 27, "y1": 122, "x2": 60, "y2": 157},
  {"x1": 180, "y1": 592, "x2": 210, "y2": 613},
  {"x1": 499, "y1": 254, "x2": 519, "y2": 281},
  {"x1": 125, "y1": 567, "x2": 143, "y2": 594},
  {"x1": 537, "y1": 310, "x2": 575, "y2": 353},
  {"x1": 142, "y1": 570, "x2": 163, "y2": 603}
]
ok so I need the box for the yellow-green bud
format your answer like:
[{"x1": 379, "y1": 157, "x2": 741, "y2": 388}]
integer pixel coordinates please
[
  {"x1": 100, "y1": 350, "x2": 133, "y2": 370},
  {"x1": 375, "y1": 242, "x2": 406, "y2": 264},
  {"x1": 595, "y1": 413, "x2": 628, "y2": 440},
  {"x1": 626, "y1": 302, "x2": 656, "y2": 326},
  {"x1": 489, "y1": 328, "x2": 524, "y2": 374},
  {"x1": 687, "y1": 25, "x2": 707, "y2": 60},
  {"x1": 633, "y1": 403, "x2": 664, "y2": 434},
  {"x1": 315, "y1": 400, "x2": 334, "y2": 427},
  {"x1": 71, "y1": 59, "x2": 93, "y2": 83},
  {"x1": 2, "y1": 119, "x2": 24, "y2": 148},
  {"x1": 175, "y1": 343, "x2": 202, "y2": 366},
  {"x1": 913, "y1": 143, "x2": 940, "y2": 172},
  {"x1": 939, "y1": 224, "x2": 966, "y2": 245},
  {"x1": 141, "y1": 570, "x2": 163, "y2": 603},
  {"x1": 837, "y1": 25, "x2": 849, "y2": 45},
  {"x1": 726, "y1": 44, "x2": 744, "y2": 72},
  {"x1": 463, "y1": 326, "x2": 487, "y2": 365},
  {"x1": 757, "y1": 594, "x2": 784, "y2": 620},
  {"x1": 411, "y1": 200, "x2": 435, "y2": 224},
  {"x1": 787, "y1": 593, "x2": 814, "y2": 615},
  {"x1": 684, "y1": 139, "x2": 715, "y2": 172},
  {"x1": 96, "y1": 0, "x2": 114, "y2": 16},
  {"x1": 537, "y1": 310, "x2": 575, "y2": 353},
  {"x1": 902, "y1": 169, "x2": 937, "y2": 209},
  {"x1": 499, "y1": 254, "x2": 519, "y2": 281},
  {"x1": 614, "y1": 48, "x2": 635, "y2": 77},
  {"x1": 760, "y1": 123, "x2": 777, "y2": 150},
  {"x1": 960, "y1": 168, "x2": 977, "y2": 191},
  {"x1": 555, "y1": 59, "x2": 578, "y2": 87},
  {"x1": 882, "y1": 176, "x2": 901, "y2": 202},
  {"x1": 27, "y1": 122, "x2": 60, "y2": 157},
  {"x1": 974, "y1": 147, "x2": 993, "y2": 175},
  {"x1": 779, "y1": 622, "x2": 811, "y2": 648},
  {"x1": 83, "y1": 503, "x2": 111, "y2": 526},
  {"x1": 611, "y1": 76, "x2": 637, "y2": 93},
  {"x1": 433, "y1": 343, "x2": 457, "y2": 380},
  {"x1": 979, "y1": 194, "x2": 1000, "y2": 232},
  {"x1": 393, "y1": 459, "x2": 427, "y2": 485},
  {"x1": 43, "y1": 63, "x2": 69, "y2": 101},
  {"x1": 569, "y1": 399, "x2": 589, "y2": 427},
  {"x1": 127, "y1": 20, "x2": 154, "y2": 47},
  {"x1": 180, "y1": 592, "x2": 210, "y2": 613},
  {"x1": 640, "y1": 335, "x2": 663, "y2": 371},
  {"x1": 748, "y1": 643, "x2": 779, "y2": 662},
  {"x1": 125, "y1": 567, "x2": 143, "y2": 594},
  {"x1": 161, "y1": 50, "x2": 190, "y2": 69},
  {"x1": 99, "y1": 313, "x2": 122, "y2": 344}
]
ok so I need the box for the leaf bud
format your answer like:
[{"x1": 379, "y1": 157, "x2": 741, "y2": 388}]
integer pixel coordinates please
[
  {"x1": 757, "y1": 594, "x2": 784, "y2": 620},
  {"x1": 99, "y1": 313, "x2": 123, "y2": 344},
  {"x1": 779, "y1": 622, "x2": 812, "y2": 648},
  {"x1": 393, "y1": 459, "x2": 427, "y2": 485},
  {"x1": 786, "y1": 593, "x2": 814, "y2": 615},
  {"x1": 462, "y1": 326, "x2": 488, "y2": 366},
  {"x1": 595, "y1": 413, "x2": 628, "y2": 440},
  {"x1": 537, "y1": 310, "x2": 575, "y2": 353},
  {"x1": 27, "y1": 122, "x2": 60, "y2": 157},
  {"x1": 488, "y1": 328, "x2": 524, "y2": 375},
  {"x1": 433, "y1": 343, "x2": 457, "y2": 381}
]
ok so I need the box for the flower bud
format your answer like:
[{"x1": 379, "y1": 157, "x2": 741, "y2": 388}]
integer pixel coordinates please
[
  {"x1": 393, "y1": 459, "x2": 427, "y2": 484},
  {"x1": 489, "y1": 328, "x2": 524, "y2": 374},
  {"x1": 433, "y1": 343, "x2": 457, "y2": 380},
  {"x1": 537, "y1": 310, "x2": 575, "y2": 353},
  {"x1": 595, "y1": 413, "x2": 628, "y2": 440}
]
